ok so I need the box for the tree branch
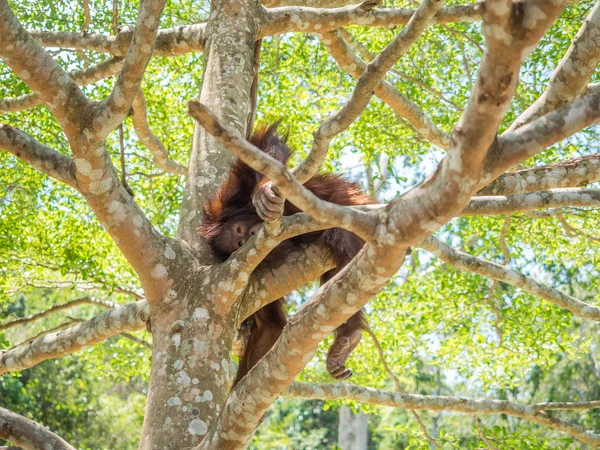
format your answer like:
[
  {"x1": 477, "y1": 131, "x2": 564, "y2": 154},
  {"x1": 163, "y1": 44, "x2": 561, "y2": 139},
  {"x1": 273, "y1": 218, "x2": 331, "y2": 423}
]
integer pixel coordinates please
[
  {"x1": 491, "y1": 88, "x2": 600, "y2": 173},
  {"x1": 29, "y1": 24, "x2": 207, "y2": 57},
  {"x1": 131, "y1": 91, "x2": 187, "y2": 175},
  {"x1": 0, "y1": 297, "x2": 114, "y2": 331},
  {"x1": 294, "y1": 0, "x2": 444, "y2": 183},
  {"x1": 284, "y1": 383, "x2": 600, "y2": 446},
  {"x1": 263, "y1": 4, "x2": 480, "y2": 36},
  {"x1": 321, "y1": 29, "x2": 451, "y2": 150},
  {"x1": 206, "y1": 242, "x2": 408, "y2": 448},
  {"x1": 338, "y1": 27, "x2": 459, "y2": 109},
  {"x1": 510, "y1": 1, "x2": 600, "y2": 130},
  {"x1": 478, "y1": 154, "x2": 600, "y2": 196},
  {"x1": 239, "y1": 243, "x2": 335, "y2": 323},
  {"x1": 0, "y1": 300, "x2": 149, "y2": 375},
  {"x1": 262, "y1": 0, "x2": 363, "y2": 6},
  {"x1": 420, "y1": 235, "x2": 600, "y2": 322},
  {"x1": 385, "y1": 0, "x2": 566, "y2": 250},
  {"x1": 121, "y1": 332, "x2": 152, "y2": 349},
  {"x1": 91, "y1": 0, "x2": 167, "y2": 140},
  {"x1": 0, "y1": 57, "x2": 124, "y2": 113},
  {"x1": 14, "y1": 320, "x2": 83, "y2": 348},
  {"x1": 0, "y1": 125, "x2": 78, "y2": 189},
  {"x1": 461, "y1": 188, "x2": 600, "y2": 216},
  {"x1": 0, "y1": 407, "x2": 76, "y2": 450},
  {"x1": 0, "y1": 0, "x2": 90, "y2": 137},
  {"x1": 188, "y1": 101, "x2": 378, "y2": 242}
]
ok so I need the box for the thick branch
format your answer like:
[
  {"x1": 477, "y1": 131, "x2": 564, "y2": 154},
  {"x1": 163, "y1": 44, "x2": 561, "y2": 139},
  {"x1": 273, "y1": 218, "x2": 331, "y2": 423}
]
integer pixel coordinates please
[
  {"x1": 0, "y1": 297, "x2": 114, "y2": 331},
  {"x1": 206, "y1": 243, "x2": 408, "y2": 449},
  {"x1": 285, "y1": 383, "x2": 600, "y2": 446},
  {"x1": 510, "y1": 1, "x2": 600, "y2": 130},
  {"x1": 321, "y1": 29, "x2": 451, "y2": 150},
  {"x1": 0, "y1": 125, "x2": 78, "y2": 189},
  {"x1": 478, "y1": 154, "x2": 600, "y2": 196},
  {"x1": 263, "y1": 4, "x2": 479, "y2": 36},
  {"x1": 294, "y1": 0, "x2": 444, "y2": 183},
  {"x1": 0, "y1": 300, "x2": 149, "y2": 375},
  {"x1": 213, "y1": 214, "x2": 333, "y2": 313},
  {"x1": 131, "y1": 91, "x2": 187, "y2": 175},
  {"x1": 263, "y1": 0, "x2": 363, "y2": 6},
  {"x1": 0, "y1": 57, "x2": 124, "y2": 113},
  {"x1": 188, "y1": 101, "x2": 377, "y2": 241},
  {"x1": 462, "y1": 188, "x2": 600, "y2": 216},
  {"x1": 0, "y1": 408, "x2": 76, "y2": 450},
  {"x1": 420, "y1": 236, "x2": 600, "y2": 322},
  {"x1": 240, "y1": 243, "x2": 335, "y2": 323},
  {"x1": 490, "y1": 88, "x2": 600, "y2": 174},
  {"x1": 386, "y1": 0, "x2": 566, "y2": 249},
  {"x1": 29, "y1": 24, "x2": 206, "y2": 57},
  {"x1": 92, "y1": 0, "x2": 167, "y2": 139}
]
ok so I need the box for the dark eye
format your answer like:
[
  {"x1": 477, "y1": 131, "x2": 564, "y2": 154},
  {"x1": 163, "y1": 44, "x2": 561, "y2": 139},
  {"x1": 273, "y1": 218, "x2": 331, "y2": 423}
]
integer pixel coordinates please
[
  {"x1": 238, "y1": 240, "x2": 244, "y2": 248},
  {"x1": 236, "y1": 226, "x2": 243, "y2": 234}
]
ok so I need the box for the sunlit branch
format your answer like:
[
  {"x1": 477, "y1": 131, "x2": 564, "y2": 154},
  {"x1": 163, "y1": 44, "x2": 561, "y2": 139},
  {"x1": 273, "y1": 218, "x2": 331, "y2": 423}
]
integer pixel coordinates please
[
  {"x1": 264, "y1": 4, "x2": 480, "y2": 36},
  {"x1": 420, "y1": 236, "x2": 600, "y2": 322},
  {"x1": 188, "y1": 101, "x2": 378, "y2": 241},
  {"x1": 239, "y1": 243, "x2": 335, "y2": 323},
  {"x1": 285, "y1": 382, "x2": 600, "y2": 446},
  {"x1": 29, "y1": 24, "x2": 207, "y2": 56},
  {"x1": 0, "y1": 0, "x2": 90, "y2": 137},
  {"x1": 293, "y1": 0, "x2": 444, "y2": 184},
  {"x1": 0, "y1": 407, "x2": 76, "y2": 450},
  {"x1": 321, "y1": 29, "x2": 451, "y2": 150},
  {"x1": 491, "y1": 89, "x2": 600, "y2": 173},
  {"x1": 0, "y1": 300, "x2": 149, "y2": 375},
  {"x1": 0, "y1": 57, "x2": 123, "y2": 113},
  {"x1": 510, "y1": 1, "x2": 600, "y2": 130},
  {"x1": 0, "y1": 124, "x2": 78, "y2": 189},
  {"x1": 461, "y1": 188, "x2": 600, "y2": 216},
  {"x1": 338, "y1": 28, "x2": 459, "y2": 109},
  {"x1": 479, "y1": 154, "x2": 600, "y2": 196},
  {"x1": 92, "y1": 0, "x2": 167, "y2": 139},
  {"x1": 131, "y1": 91, "x2": 187, "y2": 175}
]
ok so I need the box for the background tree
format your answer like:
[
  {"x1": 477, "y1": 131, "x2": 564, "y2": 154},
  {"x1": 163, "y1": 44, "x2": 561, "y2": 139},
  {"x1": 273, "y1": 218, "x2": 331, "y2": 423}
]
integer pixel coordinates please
[{"x1": 2, "y1": 0, "x2": 600, "y2": 449}]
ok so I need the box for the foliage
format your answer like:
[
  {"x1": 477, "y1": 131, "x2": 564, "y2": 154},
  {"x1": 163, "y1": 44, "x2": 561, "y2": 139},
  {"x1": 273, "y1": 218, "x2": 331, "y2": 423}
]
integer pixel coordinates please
[{"x1": 1, "y1": 0, "x2": 599, "y2": 448}]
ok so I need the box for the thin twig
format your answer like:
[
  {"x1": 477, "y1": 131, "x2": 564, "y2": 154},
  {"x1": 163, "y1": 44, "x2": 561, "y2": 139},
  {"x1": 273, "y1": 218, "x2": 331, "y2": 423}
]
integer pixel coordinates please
[
  {"x1": 474, "y1": 417, "x2": 500, "y2": 450},
  {"x1": 121, "y1": 332, "x2": 152, "y2": 349},
  {"x1": 367, "y1": 328, "x2": 441, "y2": 448},
  {"x1": 81, "y1": 0, "x2": 91, "y2": 33},
  {"x1": 118, "y1": 123, "x2": 134, "y2": 196},
  {"x1": 112, "y1": 0, "x2": 119, "y2": 35},
  {"x1": 338, "y1": 28, "x2": 459, "y2": 109},
  {"x1": 484, "y1": 216, "x2": 511, "y2": 345},
  {"x1": 557, "y1": 212, "x2": 600, "y2": 243}
]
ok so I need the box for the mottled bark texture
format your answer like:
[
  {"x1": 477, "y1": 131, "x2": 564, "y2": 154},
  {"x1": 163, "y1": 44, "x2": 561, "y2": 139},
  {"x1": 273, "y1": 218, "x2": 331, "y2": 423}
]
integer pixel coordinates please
[
  {"x1": 0, "y1": 408, "x2": 76, "y2": 450},
  {"x1": 3, "y1": 0, "x2": 600, "y2": 449}
]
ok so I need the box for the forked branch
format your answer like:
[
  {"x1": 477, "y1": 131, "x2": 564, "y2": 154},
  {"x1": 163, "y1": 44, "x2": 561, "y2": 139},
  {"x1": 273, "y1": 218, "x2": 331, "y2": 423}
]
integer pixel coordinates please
[
  {"x1": 188, "y1": 101, "x2": 377, "y2": 241},
  {"x1": 294, "y1": 0, "x2": 444, "y2": 182}
]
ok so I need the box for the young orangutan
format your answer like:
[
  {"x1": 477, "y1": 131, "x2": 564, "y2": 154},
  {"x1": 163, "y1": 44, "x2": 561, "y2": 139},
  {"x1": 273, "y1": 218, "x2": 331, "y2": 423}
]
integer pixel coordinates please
[{"x1": 199, "y1": 123, "x2": 373, "y2": 387}]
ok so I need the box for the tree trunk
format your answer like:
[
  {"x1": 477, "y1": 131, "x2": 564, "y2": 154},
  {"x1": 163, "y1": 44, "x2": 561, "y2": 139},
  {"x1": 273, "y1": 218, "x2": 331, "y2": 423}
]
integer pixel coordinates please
[
  {"x1": 139, "y1": 1, "x2": 263, "y2": 448},
  {"x1": 338, "y1": 406, "x2": 368, "y2": 450}
]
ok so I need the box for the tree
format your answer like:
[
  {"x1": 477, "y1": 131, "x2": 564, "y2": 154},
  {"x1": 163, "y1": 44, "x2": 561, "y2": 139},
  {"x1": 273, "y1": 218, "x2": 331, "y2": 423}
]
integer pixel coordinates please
[{"x1": 2, "y1": 0, "x2": 600, "y2": 448}]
